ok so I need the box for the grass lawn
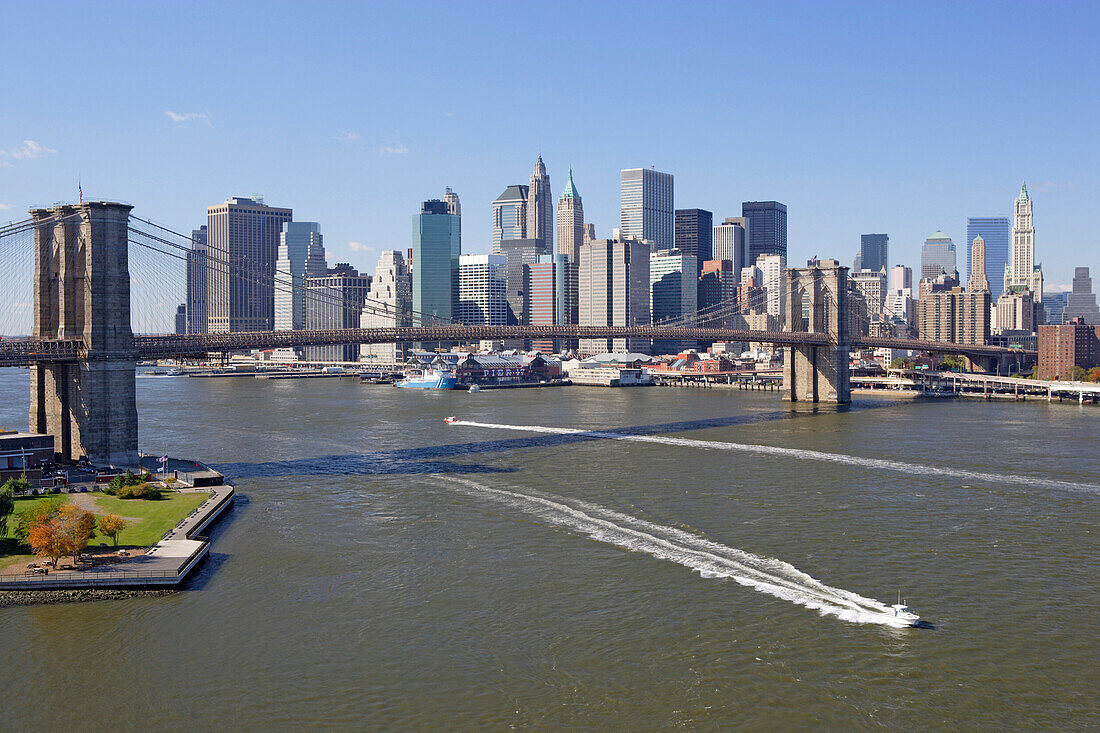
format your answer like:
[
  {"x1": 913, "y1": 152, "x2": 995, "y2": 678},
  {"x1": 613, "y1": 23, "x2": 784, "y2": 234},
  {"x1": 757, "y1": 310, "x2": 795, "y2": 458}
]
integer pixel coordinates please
[
  {"x1": 3, "y1": 491, "x2": 210, "y2": 556},
  {"x1": 87, "y1": 492, "x2": 210, "y2": 547}
]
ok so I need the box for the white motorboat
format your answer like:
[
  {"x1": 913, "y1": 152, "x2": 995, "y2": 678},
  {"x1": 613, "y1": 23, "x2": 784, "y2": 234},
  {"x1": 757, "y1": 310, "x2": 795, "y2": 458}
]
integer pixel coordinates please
[
  {"x1": 468, "y1": 384, "x2": 482, "y2": 393},
  {"x1": 889, "y1": 591, "x2": 920, "y2": 626}
]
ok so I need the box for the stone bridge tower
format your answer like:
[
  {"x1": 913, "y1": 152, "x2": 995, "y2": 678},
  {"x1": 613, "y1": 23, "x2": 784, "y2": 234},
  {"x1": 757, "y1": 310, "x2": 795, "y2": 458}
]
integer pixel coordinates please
[
  {"x1": 782, "y1": 262, "x2": 851, "y2": 403},
  {"x1": 29, "y1": 202, "x2": 139, "y2": 465}
]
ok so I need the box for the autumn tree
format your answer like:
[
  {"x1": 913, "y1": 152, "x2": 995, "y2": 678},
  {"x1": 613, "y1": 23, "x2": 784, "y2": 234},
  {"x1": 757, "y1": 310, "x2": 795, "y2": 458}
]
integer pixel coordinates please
[
  {"x1": 98, "y1": 514, "x2": 128, "y2": 547},
  {"x1": 1088, "y1": 367, "x2": 1100, "y2": 383},
  {"x1": 28, "y1": 518, "x2": 66, "y2": 567},
  {"x1": 56, "y1": 504, "x2": 97, "y2": 565}
]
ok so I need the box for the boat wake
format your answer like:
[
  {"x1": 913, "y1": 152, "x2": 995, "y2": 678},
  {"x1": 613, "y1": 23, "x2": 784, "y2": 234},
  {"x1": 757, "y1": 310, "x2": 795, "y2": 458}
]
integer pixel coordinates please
[
  {"x1": 435, "y1": 475, "x2": 915, "y2": 627},
  {"x1": 448, "y1": 420, "x2": 1100, "y2": 494}
]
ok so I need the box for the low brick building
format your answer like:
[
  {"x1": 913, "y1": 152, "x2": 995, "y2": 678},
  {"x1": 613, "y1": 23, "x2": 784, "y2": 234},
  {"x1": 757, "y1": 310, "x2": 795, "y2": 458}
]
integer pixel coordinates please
[
  {"x1": 0, "y1": 429, "x2": 55, "y2": 485},
  {"x1": 1037, "y1": 318, "x2": 1100, "y2": 380}
]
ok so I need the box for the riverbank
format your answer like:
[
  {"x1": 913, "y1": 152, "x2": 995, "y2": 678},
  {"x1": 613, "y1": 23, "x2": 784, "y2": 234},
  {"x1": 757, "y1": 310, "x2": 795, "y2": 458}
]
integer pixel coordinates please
[{"x1": 0, "y1": 587, "x2": 177, "y2": 607}]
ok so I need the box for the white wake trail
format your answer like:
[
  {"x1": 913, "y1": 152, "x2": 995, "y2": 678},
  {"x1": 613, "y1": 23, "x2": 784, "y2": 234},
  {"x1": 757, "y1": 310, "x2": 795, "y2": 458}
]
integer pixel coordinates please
[
  {"x1": 451, "y1": 420, "x2": 1100, "y2": 494},
  {"x1": 436, "y1": 475, "x2": 914, "y2": 627}
]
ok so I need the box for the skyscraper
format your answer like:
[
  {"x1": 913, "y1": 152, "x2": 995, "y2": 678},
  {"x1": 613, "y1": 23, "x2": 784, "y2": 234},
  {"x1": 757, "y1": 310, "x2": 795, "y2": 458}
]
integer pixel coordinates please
[
  {"x1": 756, "y1": 253, "x2": 786, "y2": 322},
  {"x1": 443, "y1": 186, "x2": 461, "y2": 217},
  {"x1": 456, "y1": 254, "x2": 507, "y2": 326},
  {"x1": 968, "y1": 234, "x2": 990, "y2": 293},
  {"x1": 1004, "y1": 182, "x2": 1043, "y2": 299},
  {"x1": 499, "y1": 239, "x2": 543, "y2": 330},
  {"x1": 918, "y1": 270, "x2": 990, "y2": 345},
  {"x1": 304, "y1": 263, "x2": 371, "y2": 362},
  {"x1": 578, "y1": 236, "x2": 651, "y2": 354},
  {"x1": 1041, "y1": 292, "x2": 1068, "y2": 326},
  {"x1": 360, "y1": 250, "x2": 412, "y2": 367},
  {"x1": 412, "y1": 197, "x2": 461, "y2": 326},
  {"x1": 274, "y1": 222, "x2": 327, "y2": 332},
  {"x1": 856, "y1": 234, "x2": 888, "y2": 273},
  {"x1": 650, "y1": 249, "x2": 699, "y2": 353},
  {"x1": 741, "y1": 201, "x2": 787, "y2": 263},
  {"x1": 674, "y1": 208, "x2": 713, "y2": 269},
  {"x1": 712, "y1": 218, "x2": 748, "y2": 277},
  {"x1": 206, "y1": 196, "x2": 293, "y2": 333},
  {"x1": 529, "y1": 253, "x2": 579, "y2": 353},
  {"x1": 966, "y1": 216, "x2": 1009, "y2": 300},
  {"x1": 920, "y1": 231, "x2": 956, "y2": 280},
  {"x1": 620, "y1": 168, "x2": 674, "y2": 250},
  {"x1": 1064, "y1": 267, "x2": 1100, "y2": 324},
  {"x1": 890, "y1": 265, "x2": 913, "y2": 291},
  {"x1": 698, "y1": 260, "x2": 740, "y2": 327},
  {"x1": 556, "y1": 168, "x2": 584, "y2": 264},
  {"x1": 185, "y1": 225, "x2": 208, "y2": 334},
  {"x1": 526, "y1": 154, "x2": 553, "y2": 254},
  {"x1": 851, "y1": 268, "x2": 887, "y2": 315},
  {"x1": 491, "y1": 185, "x2": 528, "y2": 255}
]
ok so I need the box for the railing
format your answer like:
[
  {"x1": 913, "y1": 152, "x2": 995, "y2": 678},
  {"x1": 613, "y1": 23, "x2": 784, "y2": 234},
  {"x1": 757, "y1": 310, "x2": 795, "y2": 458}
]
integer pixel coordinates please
[{"x1": 0, "y1": 338, "x2": 86, "y2": 365}]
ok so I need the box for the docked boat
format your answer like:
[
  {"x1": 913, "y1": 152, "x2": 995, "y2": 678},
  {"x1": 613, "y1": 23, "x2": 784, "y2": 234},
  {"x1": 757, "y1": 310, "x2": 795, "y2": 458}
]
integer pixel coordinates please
[{"x1": 396, "y1": 368, "x2": 457, "y2": 390}]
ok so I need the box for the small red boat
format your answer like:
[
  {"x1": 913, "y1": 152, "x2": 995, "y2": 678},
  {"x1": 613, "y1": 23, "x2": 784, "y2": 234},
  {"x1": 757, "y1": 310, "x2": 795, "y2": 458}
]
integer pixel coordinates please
[{"x1": 443, "y1": 416, "x2": 457, "y2": 424}]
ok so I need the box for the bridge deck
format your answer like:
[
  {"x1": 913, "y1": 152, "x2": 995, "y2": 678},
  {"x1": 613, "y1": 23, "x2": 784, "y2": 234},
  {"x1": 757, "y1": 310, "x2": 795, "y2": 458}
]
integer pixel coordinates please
[{"x1": 0, "y1": 326, "x2": 1033, "y2": 366}]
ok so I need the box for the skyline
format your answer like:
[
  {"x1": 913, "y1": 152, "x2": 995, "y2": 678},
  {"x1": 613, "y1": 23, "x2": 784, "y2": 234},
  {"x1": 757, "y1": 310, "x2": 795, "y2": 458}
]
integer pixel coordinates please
[{"x1": 1, "y1": 1, "x2": 1097, "y2": 289}]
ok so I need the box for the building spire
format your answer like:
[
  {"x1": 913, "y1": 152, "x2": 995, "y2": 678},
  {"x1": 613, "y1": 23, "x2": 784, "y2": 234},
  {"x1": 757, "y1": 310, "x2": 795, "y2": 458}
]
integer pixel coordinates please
[
  {"x1": 560, "y1": 167, "x2": 580, "y2": 200},
  {"x1": 1018, "y1": 180, "x2": 1029, "y2": 201}
]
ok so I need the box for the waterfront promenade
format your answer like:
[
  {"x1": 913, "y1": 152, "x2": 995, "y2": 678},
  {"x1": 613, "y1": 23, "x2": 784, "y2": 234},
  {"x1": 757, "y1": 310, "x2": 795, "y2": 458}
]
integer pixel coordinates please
[{"x1": 0, "y1": 483, "x2": 235, "y2": 590}]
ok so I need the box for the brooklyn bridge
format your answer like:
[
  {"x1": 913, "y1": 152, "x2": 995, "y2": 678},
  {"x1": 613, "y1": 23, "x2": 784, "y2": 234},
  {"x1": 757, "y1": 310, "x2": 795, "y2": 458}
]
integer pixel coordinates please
[{"x1": 0, "y1": 201, "x2": 1031, "y2": 466}]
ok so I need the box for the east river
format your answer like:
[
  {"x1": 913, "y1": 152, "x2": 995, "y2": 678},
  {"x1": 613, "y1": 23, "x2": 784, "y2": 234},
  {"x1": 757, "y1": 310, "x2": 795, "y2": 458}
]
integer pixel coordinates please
[{"x1": 1, "y1": 368, "x2": 1097, "y2": 730}]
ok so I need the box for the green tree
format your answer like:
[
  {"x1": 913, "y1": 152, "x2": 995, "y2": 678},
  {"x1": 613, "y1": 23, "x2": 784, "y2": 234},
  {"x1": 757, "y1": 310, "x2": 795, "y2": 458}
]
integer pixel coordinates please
[
  {"x1": 1071, "y1": 366, "x2": 1089, "y2": 382},
  {"x1": 13, "y1": 497, "x2": 62, "y2": 546},
  {"x1": 0, "y1": 483, "x2": 14, "y2": 538},
  {"x1": 938, "y1": 355, "x2": 965, "y2": 372}
]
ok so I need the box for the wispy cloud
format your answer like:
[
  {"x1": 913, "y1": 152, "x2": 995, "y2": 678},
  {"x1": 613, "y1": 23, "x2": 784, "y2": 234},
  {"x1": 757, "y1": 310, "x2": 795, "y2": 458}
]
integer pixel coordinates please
[
  {"x1": 347, "y1": 241, "x2": 375, "y2": 253},
  {"x1": 379, "y1": 144, "x2": 408, "y2": 156},
  {"x1": 0, "y1": 203, "x2": 11, "y2": 210},
  {"x1": 0, "y1": 140, "x2": 57, "y2": 159},
  {"x1": 335, "y1": 132, "x2": 360, "y2": 141},
  {"x1": 1031, "y1": 180, "x2": 1077, "y2": 193},
  {"x1": 165, "y1": 110, "x2": 210, "y2": 125}
]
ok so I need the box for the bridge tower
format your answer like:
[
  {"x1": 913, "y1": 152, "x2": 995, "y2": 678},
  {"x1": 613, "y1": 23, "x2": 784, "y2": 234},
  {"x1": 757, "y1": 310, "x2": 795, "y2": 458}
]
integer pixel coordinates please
[
  {"x1": 29, "y1": 202, "x2": 139, "y2": 466},
  {"x1": 782, "y1": 263, "x2": 851, "y2": 403}
]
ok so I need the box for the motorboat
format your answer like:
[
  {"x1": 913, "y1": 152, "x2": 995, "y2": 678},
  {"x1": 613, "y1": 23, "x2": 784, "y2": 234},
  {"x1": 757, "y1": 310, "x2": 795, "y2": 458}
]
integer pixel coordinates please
[
  {"x1": 443, "y1": 416, "x2": 457, "y2": 424},
  {"x1": 889, "y1": 591, "x2": 920, "y2": 626},
  {"x1": 468, "y1": 384, "x2": 482, "y2": 393}
]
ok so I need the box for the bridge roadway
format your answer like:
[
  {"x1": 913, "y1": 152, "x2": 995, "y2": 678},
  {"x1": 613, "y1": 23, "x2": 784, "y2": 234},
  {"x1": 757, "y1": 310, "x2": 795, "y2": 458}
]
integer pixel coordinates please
[{"x1": 0, "y1": 325, "x2": 1031, "y2": 367}]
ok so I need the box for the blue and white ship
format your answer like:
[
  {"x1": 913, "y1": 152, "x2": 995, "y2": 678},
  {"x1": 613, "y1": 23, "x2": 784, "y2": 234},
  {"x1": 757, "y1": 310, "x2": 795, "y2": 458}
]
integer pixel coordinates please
[{"x1": 396, "y1": 368, "x2": 457, "y2": 390}]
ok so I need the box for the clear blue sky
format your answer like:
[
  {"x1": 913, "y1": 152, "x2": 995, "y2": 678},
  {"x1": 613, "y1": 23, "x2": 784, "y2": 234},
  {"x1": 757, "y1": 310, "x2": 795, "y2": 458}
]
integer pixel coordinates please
[{"x1": 1, "y1": 1, "x2": 1097, "y2": 289}]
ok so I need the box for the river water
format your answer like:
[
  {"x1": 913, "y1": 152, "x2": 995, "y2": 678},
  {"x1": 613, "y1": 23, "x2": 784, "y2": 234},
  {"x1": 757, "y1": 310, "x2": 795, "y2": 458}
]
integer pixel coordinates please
[{"x1": 1, "y1": 369, "x2": 1097, "y2": 730}]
